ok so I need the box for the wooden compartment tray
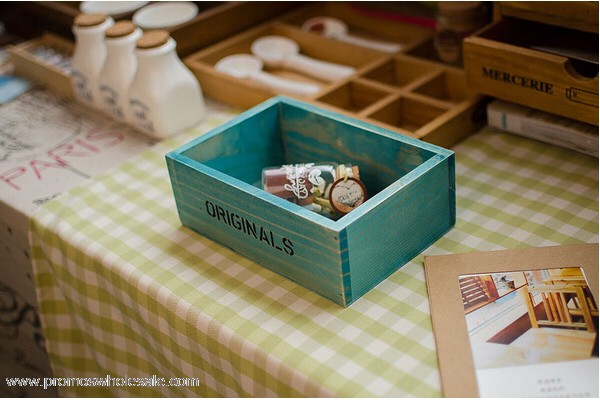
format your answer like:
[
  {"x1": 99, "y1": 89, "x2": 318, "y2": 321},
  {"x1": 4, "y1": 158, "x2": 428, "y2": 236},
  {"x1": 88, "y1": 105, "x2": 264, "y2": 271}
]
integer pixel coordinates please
[
  {"x1": 279, "y1": 2, "x2": 434, "y2": 52},
  {"x1": 185, "y1": 4, "x2": 484, "y2": 148},
  {"x1": 165, "y1": 1, "x2": 301, "y2": 57}
]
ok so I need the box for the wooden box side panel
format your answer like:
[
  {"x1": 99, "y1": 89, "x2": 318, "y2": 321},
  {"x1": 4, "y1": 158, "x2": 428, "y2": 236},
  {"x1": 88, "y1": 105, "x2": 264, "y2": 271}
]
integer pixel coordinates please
[
  {"x1": 499, "y1": 1, "x2": 599, "y2": 33},
  {"x1": 189, "y1": 64, "x2": 274, "y2": 109},
  {"x1": 279, "y1": 101, "x2": 439, "y2": 194},
  {"x1": 180, "y1": 101, "x2": 284, "y2": 184},
  {"x1": 281, "y1": 2, "x2": 434, "y2": 50},
  {"x1": 170, "y1": 2, "x2": 301, "y2": 57},
  {"x1": 414, "y1": 98, "x2": 486, "y2": 147},
  {"x1": 8, "y1": 33, "x2": 73, "y2": 98},
  {"x1": 167, "y1": 156, "x2": 346, "y2": 306},
  {"x1": 346, "y1": 154, "x2": 456, "y2": 303},
  {"x1": 464, "y1": 37, "x2": 598, "y2": 125}
]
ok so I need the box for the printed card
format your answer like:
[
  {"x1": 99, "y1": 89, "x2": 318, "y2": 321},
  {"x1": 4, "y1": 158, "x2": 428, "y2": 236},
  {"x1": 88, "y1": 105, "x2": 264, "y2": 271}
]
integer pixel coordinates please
[{"x1": 424, "y1": 243, "x2": 598, "y2": 397}]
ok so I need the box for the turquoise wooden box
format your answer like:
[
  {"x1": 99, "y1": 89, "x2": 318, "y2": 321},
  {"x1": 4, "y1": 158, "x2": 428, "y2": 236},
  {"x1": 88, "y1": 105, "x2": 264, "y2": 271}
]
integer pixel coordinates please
[{"x1": 166, "y1": 96, "x2": 455, "y2": 307}]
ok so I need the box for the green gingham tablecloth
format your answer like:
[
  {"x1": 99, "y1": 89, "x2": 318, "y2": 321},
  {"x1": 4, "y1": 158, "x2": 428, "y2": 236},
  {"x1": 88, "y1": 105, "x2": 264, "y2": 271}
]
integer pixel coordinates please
[{"x1": 29, "y1": 119, "x2": 598, "y2": 397}]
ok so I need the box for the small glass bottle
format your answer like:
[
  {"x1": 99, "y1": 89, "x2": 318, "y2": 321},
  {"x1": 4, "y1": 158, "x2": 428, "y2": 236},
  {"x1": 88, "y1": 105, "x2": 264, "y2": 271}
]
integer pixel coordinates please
[
  {"x1": 128, "y1": 30, "x2": 205, "y2": 139},
  {"x1": 97, "y1": 20, "x2": 142, "y2": 122},
  {"x1": 262, "y1": 162, "x2": 366, "y2": 219},
  {"x1": 71, "y1": 13, "x2": 114, "y2": 109},
  {"x1": 262, "y1": 162, "x2": 338, "y2": 206}
]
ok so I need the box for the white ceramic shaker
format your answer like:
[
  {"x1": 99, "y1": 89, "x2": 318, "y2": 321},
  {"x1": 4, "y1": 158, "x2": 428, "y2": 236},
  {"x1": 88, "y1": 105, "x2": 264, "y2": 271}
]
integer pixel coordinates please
[
  {"x1": 128, "y1": 30, "x2": 205, "y2": 139},
  {"x1": 97, "y1": 20, "x2": 142, "y2": 122},
  {"x1": 70, "y1": 13, "x2": 114, "y2": 109}
]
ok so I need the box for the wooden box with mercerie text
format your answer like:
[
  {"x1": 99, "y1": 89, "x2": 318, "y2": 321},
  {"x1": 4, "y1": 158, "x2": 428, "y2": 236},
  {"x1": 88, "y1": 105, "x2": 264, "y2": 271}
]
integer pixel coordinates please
[
  {"x1": 166, "y1": 97, "x2": 456, "y2": 307},
  {"x1": 463, "y1": 2, "x2": 598, "y2": 125}
]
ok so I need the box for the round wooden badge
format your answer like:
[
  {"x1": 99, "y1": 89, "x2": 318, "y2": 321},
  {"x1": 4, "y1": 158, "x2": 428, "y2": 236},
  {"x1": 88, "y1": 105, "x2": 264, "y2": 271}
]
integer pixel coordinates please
[{"x1": 328, "y1": 177, "x2": 367, "y2": 215}]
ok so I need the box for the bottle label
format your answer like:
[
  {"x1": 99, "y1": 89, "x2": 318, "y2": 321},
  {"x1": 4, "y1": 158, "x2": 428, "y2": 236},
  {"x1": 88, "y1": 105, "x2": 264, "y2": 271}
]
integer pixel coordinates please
[
  {"x1": 71, "y1": 69, "x2": 94, "y2": 104},
  {"x1": 99, "y1": 85, "x2": 123, "y2": 119},
  {"x1": 129, "y1": 98, "x2": 154, "y2": 133},
  {"x1": 282, "y1": 163, "x2": 318, "y2": 200},
  {"x1": 262, "y1": 162, "x2": 367, "y2": 218}
]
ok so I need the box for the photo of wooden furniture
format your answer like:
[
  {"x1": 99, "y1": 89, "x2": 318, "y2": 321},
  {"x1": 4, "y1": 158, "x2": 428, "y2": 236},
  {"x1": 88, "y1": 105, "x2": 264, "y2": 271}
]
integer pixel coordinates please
[{"x1": 524, "y1": 283, "x2": 598, "y2": 333}]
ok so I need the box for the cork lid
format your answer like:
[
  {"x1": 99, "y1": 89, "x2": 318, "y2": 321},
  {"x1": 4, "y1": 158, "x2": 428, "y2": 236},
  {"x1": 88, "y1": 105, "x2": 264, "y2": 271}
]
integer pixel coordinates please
[
  {"x1": 136, "y1": 30, "x2": 170, "y2": 49},
  {"x1": 106, "y1": 20, "x2": 136, "y2": 38},
  {"x1": 74, "y1": 13, "x2": 108, "y2": 27}
]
